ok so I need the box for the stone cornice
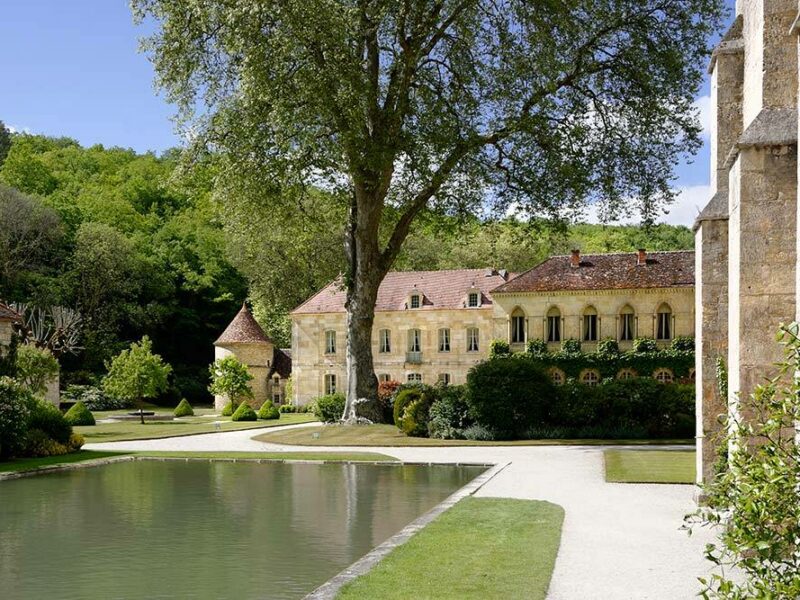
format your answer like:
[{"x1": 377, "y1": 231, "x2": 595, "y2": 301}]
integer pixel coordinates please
[
  {"x1": 724, "y1": 108, "x2": 798, "y2": 169},
  {"x1": 492, "y1": 286, "x2": 692, "y2": 299}
]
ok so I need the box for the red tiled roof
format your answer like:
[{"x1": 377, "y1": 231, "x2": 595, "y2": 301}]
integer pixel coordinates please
[
  {"x1": 0, "y1": 302, "x2": 19, "y2": 321},
  {"x1": 214, "y1": 303, "x2": 272, "y2": 345},
  {"x1": 492, "y1": 251, "x2": 694, "y2": 294},
  {"x1": 270, "y1": 348, "x2": 292, "y2": 378},
  {"x1": 292, "y1": 269, "x2": 513, "y2": 314}
]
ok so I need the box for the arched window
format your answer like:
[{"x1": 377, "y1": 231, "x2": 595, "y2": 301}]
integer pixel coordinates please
[
  {"x1": 583, "y1": 306, "x2": 598, "y2": 342},
  {"x1": 619, "y1": 305, "x2": 635, "y2": 341},
  {"x1": 581, "y1": 369, "x2": 601, "y2": 386},
  {"x1": 617, "y1": 368, "x2": 637, "y2": 380},
  {"x1": 653, "y1": 368, "x2": 674, "y2": 384},
  {"x1": 511, "y1": 308, "x2": 526, "y2": 344},
  {"x1": 656, "y1": 303, "x2": 673, "y2": 340},
  {"x1": 546, "y1": 307, "x2": 561, "y2": 343},
  {"x1": 549, "y1": 368, "x2": 566, "y2": 386}
]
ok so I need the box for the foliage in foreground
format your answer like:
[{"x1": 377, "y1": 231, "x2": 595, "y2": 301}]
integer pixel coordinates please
[
  {"x1": 686, "y1": 323, "x2": 800, "y2": 599},
  {"x1": 64, "y1": 401, "x2": 95, "y2": 426}
]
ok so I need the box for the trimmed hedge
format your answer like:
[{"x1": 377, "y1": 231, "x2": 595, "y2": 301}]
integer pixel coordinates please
[
  {"x1": 231, "y1": 402, "x2": 257, "y2": 422},
  {"x1": 466, "y1": 356, "x2": 555, "y2": 439},
  {"x1": 173, "y1": 398, "x2": 194, "y2": 417},
  {"x1": 258, "y1": 402, "x2": 280, "y2": 420},
  {"x1": 221, "y1": 402, "x2": 234, "y2": 416},
  {"x1": 64, "y1": 401, "x2": 96, "y2": 426},
  {"x1": 313, "y1": 393, "x2": 345, "y2": 423}
]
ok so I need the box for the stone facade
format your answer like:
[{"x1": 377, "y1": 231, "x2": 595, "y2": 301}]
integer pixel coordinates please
[
  {"x1": 695, "y1": 0, "x2": 800, "y2": 483},
  {"x1": 290, "y1": 255, "x2": 695, "y2": 405}
]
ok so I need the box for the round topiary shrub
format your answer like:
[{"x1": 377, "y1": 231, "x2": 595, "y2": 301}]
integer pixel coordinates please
[
  {"x1": 466, "y1": 356, "x2": 555, "y2": 439},
  {"x1": 221, "y1": 401, "x2": 234, "y2": 416},
  {"x1": 173, "y1": 398, "x2": 194, "y2": 417},
  {"x1": 64, "y1": 401, "x2": 96, "y2": 426},
  {"x1": 313, "y1": 393, "x2": 345, "y2": 423},
  {"x1": 231, "y1": 401, "x2": 257, "y2": 422},
  {"x1": 258, "y1": 402, "x2": 280, "y2": 420}
]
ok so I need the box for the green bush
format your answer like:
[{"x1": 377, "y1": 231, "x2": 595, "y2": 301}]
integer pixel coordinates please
[
  {"x1": 466, "y1": 357, "x2": 555, "y2": 439},
  {"x1": 399, "y1": 395, "x2": 434, "y2": 437},
  {"x1": 231, "y1": 401, "x2": 257, "y2": 422},
  {"x1": 64, "y1": 401, "x2": 96, "y2": 426},
  {"x1": 632, "y1": 337, "x2": 658, "y2": 353},
  {"x1": 278, "y1": 404, "x2": 297, "y2": 413},
  {"x1": 670, "y1": 336, "x2": 695, "y2": 351},
  {"x1": 561, "y1": 338, "x2": 582, "y2": 353},
  {"x1": 173, "y1": 398, "x2": 194, "y2": 417},
  {"x1": 0, "y1": 377, "x2": 33, "y2": 459},
  {"x1": 596, "y1": 338, "x2": 619, "y2": 355},
  {"x1": 63, "y1": 384, "x2": 131, "y2": 410},
  {"x1": 313, "y1": 393, "x2": 345, "y2": 423},
  {"x1": 489, "y1": 339, "x2": 511, "y2": 358},
  {"x1": 258, "y1": 402, "x2": 280, "y2": 420},
  {"x1": 428, "y1": 385, "x2": 471, "y2": 439},
  {"x1": 221, "y1": 402, "x2": 234, "y2": 416},
  {"x1": 526, "y1": 339, "x2": 548, "y2": 356},
  {"x1": 462, "y1": 424, "x2": 495, "y2": 441},
  {"x1": 27, "y1": 399, "x2": 72, "y2": 445},
  {"x1": 24, "y1": 428, "x2": 71, "y2": 457},
  {"x1": 392, "y1": 387, "x2": 422, "y2": 426}
]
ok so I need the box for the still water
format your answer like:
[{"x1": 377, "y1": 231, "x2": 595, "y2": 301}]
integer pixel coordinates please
[{"x1": 0, "y1": 460, "x2": 482, "y2": 599}]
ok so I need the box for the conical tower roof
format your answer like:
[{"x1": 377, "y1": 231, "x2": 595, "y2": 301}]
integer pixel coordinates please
[{"x1": 214, "y1": 302, "x2": 272, "y2": 345}]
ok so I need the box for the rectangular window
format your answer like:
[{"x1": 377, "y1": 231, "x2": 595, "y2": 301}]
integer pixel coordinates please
[
  {"x1": 408, "y1": 329, "x2": 421, "y2": 352},
  {"x1": 407, "y1": 373, "x2": 422, "y2": 383},
  {"x1": 325, "y1": 330, "x2": 336, "y2": 354},
  {"x1": 324, "y1": 374, "x2": 336, "y2": 395},
  {"x1": 272, "y1": 392, "x2": 282, "y2": 403},
  {"x1": 438, "y1": 373, "x2": 451, "y2": 385},
  {"x1": 547, "y1": 316, "x2": 561, "y2": 343},
  {"x1": 467, "y1": 327, "x2": 479, "y2": 352},
  {"x1": 583, "y1": 315, "x2": 598, "y2": 342},
  {"x1": 620, "y1": 314, "x2": 635, "y2": 341},
  {"x1": 511, "y1": 316, "x2": 525, "y2": 343},
  {"x1": 468, "y1": 292, "x2": 479, "y2": 307},
  {"x1": 379, "y1": 329, "x2": 391, "y2": 353},
  {"x1": 378, "y1": 373, "x2": 391, "y2": 382},
  {"x1": 438, "y1": 328, "x2": 451, "y2": 352},
  {"x1": 410, "y1": 294, "x2": 421, "y2": 309},
  {"x1": 657, "y1": 313, "x2": 672, "y2": 340}
]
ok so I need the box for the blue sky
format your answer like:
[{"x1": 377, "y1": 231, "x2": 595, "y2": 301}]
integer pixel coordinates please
[{"x1": 0, "y1": 1, "x2": 734, "y2": 226}]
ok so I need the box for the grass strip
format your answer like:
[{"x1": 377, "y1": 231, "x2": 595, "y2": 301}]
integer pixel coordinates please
[
  {"x1": 76, "y1": 412, "x2": 316, "y2": 443},
  {"x1": 0, "y1": 450, "x2": 126, "y2": 473},
  {"x1": 604, "y1": 449, "x2": 695, "y2": 484},
  {"x1": 337, "y1": 497, "x2": 564, "y2": 600},
  {"x1": 256, "y1": 424, "x2": 693, "y2": 447}
]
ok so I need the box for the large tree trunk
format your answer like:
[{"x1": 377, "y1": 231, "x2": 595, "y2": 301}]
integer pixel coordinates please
[{"x1": 342, "y1": 187, "x2": 386, "y2": 422}]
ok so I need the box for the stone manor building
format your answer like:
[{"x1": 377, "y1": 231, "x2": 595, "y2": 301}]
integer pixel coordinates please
[
  {"x1": 287, "y1": 250, "x2": 694, "y2": 405},
  {"x1": 695, "y1": 0, "x2": 800, "y2": 483}
]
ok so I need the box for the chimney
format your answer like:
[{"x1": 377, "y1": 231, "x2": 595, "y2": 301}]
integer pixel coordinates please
[
  {"x1": 637, "y1": 248, "x2": 647, "y2": 266},
  {"x1": 570, "y1": 249, "x2": 581, "y2": 268}
]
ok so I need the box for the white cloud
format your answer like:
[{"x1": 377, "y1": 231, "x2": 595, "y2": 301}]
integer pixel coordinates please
[
  {"x1": 695, "y1": 94, "x2": 712, "y2": 140},
  {"x1": 581, "y1": 184, "x2": 711, "y2": 228},
  {"x1": 7, "y1": 124, "x2": 31, "y2": 135}
]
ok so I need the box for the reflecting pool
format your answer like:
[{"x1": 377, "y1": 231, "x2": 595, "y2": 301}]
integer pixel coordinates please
[{"x1": 0, "y1": 460, "x2": 482, "y2": 599}]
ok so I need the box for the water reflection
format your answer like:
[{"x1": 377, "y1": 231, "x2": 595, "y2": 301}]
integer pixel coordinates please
[{"x1": 0, "y1": 460, "x2": 481, "y2": 600}]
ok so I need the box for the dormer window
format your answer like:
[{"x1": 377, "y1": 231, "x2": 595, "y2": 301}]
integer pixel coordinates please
[
  {"x1": 410, "y1": 294, "x2": 421, "y2": 309},
  {"x1": 468, "y1": 292, "x2": 479, "y2": 308}
]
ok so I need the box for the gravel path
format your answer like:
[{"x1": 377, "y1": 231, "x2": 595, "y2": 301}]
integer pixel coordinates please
[{"x1": 86, "y1": 424, "x2": 717, "y2": 600}]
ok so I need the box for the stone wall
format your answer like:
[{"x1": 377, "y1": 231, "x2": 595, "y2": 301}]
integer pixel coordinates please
[{"x1": 213, "y1": 343, "x2": 273, "y2": 410}]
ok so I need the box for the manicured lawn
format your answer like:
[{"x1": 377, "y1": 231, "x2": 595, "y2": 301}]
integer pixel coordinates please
[
  {"x1": 337, "y1": 498, "x2": 564, "y2": 600},
  {"x1": 76, "y1": 412, "x2": 317, "y2": 443},
  {"x1": 135, "y1": 451, "x2": 398, "y2": 462},
  {"x1": 0, "y1": 450, "x2": 126, "y2": 473},
  {"x1": 255, "y1": 424, "x2": 693, "y2": 447},
  {"x1": 604, "y1": 449, "x2": 695, "y2": 484}
]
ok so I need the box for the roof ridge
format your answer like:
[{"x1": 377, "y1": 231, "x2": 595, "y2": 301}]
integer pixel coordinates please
[{"x1": 549, "y1": 249, "x2": 693, "y2": 258}]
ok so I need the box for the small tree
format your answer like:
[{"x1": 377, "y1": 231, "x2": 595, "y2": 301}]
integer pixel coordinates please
[
  {"x1": 15, "y1": 344, "x2": 59, "y2": 396},
  {"x1": 208, "y1": 356, "x2": 253, "y2": 413},
  {"x1": 102, "y1": 336, "x2": 171, "y2": 424},
  {"x1": 686, "y1": 323, "x2": 800, "y2": 598}
]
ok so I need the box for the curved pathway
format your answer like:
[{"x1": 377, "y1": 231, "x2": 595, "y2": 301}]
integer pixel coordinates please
[{"x1": 87, "y1": 424, "x2": 716, "y2": 600}]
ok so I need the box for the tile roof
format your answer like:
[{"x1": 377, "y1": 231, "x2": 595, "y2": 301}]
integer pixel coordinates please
[
  {"x1": 492, "y1": 251, "x2": 694, "y2": 294},
  {"x1": 291, "y1": 269, "x2": 513, "y2": 314},
  {"x1": 0, "y1": 302, "x2": 19, "y2": 321},
  {"x1": 214, "y1": 303, "x2": 273, "y2": 345},
  {"x1": 270, "y1": 348, "x2": 292, "y2": 378}
]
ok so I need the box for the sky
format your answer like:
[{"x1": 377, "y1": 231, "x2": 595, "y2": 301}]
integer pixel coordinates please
[{"x1": 0, "y1": 1, "x2": 735, "y2": 227}]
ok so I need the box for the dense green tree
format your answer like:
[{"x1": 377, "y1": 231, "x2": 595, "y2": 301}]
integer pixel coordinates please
[
  {"x1": 14, "y1": 345, "x2": 59, "y2": 396},
  {"x1": 134, "y1": 0, "x2": 723, "y2": 417},
  {"x1": 0, "y1": 121, "x2": 10, "y2": 167},
  {"x1": 103, "y1": 336, "x2": 172, "y2": 423},
  {"x1": 208, "y1": 356, "x2": 253, "y2": 410}
]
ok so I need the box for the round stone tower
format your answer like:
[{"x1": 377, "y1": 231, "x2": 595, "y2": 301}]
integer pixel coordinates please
[{"x1": 213, "y1": 302, "x2": 274, "y2": 410}]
